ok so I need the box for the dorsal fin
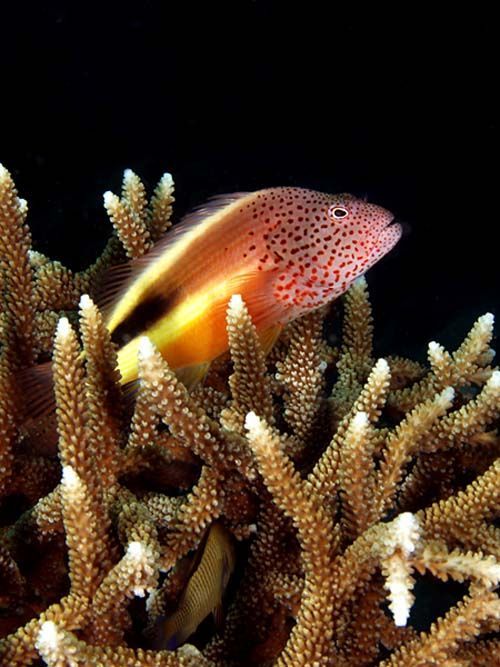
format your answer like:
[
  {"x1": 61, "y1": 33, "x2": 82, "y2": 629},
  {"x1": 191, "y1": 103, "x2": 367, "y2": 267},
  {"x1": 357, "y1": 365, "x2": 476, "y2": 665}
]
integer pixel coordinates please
[
  {"x1": 132, "y1": 192, "x2": 251, "y2": 269},
  {"x1": 96, "y1": 191, "x2": 251, "y2": 323}
]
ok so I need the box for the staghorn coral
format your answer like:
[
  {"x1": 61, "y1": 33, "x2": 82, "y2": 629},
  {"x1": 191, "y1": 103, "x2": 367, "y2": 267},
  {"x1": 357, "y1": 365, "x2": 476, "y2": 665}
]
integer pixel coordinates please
[{"x1": 1, "y1": 163, "x2": 499, "y2": 666}]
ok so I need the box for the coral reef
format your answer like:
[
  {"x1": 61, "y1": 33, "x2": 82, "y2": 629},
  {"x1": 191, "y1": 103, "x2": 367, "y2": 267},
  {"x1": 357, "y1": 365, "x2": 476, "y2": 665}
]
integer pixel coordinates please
[{"x1": 1, "y1": 163, "x2": 499, "y2": 666}]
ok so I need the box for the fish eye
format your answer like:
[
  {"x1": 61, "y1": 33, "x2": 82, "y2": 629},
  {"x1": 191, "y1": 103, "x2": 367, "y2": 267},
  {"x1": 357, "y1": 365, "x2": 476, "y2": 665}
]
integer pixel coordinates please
[{"x1": 329, "y1": 206, "x2": 349, "y2": 220}]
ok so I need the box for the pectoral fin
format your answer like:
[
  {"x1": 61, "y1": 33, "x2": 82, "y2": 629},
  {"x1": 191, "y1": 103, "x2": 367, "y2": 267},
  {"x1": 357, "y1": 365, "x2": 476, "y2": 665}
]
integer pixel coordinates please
[
  {"x1": 221, "y1": 269, "x2": 284, "y2": 331},
  {"x1": 258, "y1": 323, "x2": 283, "y2": 356}
]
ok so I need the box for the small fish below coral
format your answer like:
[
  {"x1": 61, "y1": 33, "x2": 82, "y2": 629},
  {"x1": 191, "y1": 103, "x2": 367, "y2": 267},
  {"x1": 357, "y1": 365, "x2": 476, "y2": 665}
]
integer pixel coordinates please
[{"x1": 149, "y1": 522, "x2": 236, "y2": 650}]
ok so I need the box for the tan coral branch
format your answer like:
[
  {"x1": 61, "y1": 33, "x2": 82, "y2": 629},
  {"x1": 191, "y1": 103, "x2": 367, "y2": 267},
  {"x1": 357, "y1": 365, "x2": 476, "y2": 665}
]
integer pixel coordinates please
[
  {"x1": 245, "y1": 412, "x2": 335, "y2": 666},
  {"x1": 380, "y1": 587, "x2": 500, "y2": 666}
]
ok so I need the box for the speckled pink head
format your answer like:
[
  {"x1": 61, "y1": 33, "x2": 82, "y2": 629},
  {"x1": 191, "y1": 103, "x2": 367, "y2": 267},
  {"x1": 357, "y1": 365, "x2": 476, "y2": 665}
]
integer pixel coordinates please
[{"x1": 243, "y1": 187, "x2": 402, "y2": 319}]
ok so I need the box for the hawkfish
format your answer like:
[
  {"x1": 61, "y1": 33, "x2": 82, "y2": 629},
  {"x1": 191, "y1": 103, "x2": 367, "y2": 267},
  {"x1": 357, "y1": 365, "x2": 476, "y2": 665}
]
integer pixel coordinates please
[
  {"x1": 22, "y1": 187, "x2": 401, "y2": 420},
  {"x1": 151, "y1": 522, "x2": 236, "y2": 650},
  {"x1": 103, "y1": 187, "x2": 402, "y2": 387}
]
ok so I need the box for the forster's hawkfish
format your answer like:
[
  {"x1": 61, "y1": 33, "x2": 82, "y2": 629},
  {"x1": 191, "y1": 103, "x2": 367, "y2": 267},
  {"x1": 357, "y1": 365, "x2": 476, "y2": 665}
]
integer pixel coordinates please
[
  {"x1": 151, "y1": 522, "x2": 236, "y2": 650},
  {"x1": 104, "y1": 187, "x2": 402, "y2": 386},
  {"x1": 22, "y1": 187, "x2": 401, "y2": 418}
]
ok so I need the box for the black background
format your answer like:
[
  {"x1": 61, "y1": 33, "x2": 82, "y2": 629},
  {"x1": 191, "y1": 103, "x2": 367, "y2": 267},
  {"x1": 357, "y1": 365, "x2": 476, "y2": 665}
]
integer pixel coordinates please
[{"x1": 0, "y1": 1, "x2": 497, "y2": 358}]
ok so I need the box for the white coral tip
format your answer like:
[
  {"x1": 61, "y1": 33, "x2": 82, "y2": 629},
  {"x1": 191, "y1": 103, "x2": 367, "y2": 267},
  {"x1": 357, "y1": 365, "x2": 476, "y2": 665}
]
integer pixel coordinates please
[
  {"x1": 160, "y1": 172, "x2": 174, "y2": 187},
  {"x1": 351, "y1": 411, "x2": 369, "y2": 430},
  {"x1": 428, "y1": 341, "x2": 441, "y2": 353},
  {"x1": 56, "y1": 316, "x2": 71, "y2": 339},
  {"x1": 354, "y1": 275, "x2": 367, "y2": 287},
  {"x1": 36, "y1": 620, "x2": 59, "y2": 651},
  {"x1": 245, "y1": 411, "x2": 262, "y2": 435},
  {"x1": 392, "y1": 596, "x2": 411, "y2": 627},
  {"x1": 488, "y1": 370, "x2": 500, "y2": 389},
  {"x1": 138, "y1": 336, "x2": 156, "y2": 359},
  {"x1": 440, "y1": 386, "x2": 455, "y2": 404},
  {"x1": 123, "y1": 168, "x2": 135, "y2": 181},
  {"x1": 79, "y1": 293, "x2": 93, "y2": 310},
  {"x1": 61, "y1": 465, "x2": 79, "y2": 488},
  {"x1": 103, "y1": 190, "x2": 116, "y2": 206},
  {"x1": 480, "y1": 312, "x2": 494, "y2": 327},
  {"x1": 127, "y1": 540, "x2": 146, "y2": 561},
  {"x1": 375, "y1": 358, "x2": 390, "y2": 374},
  {"x1": 394, "y1": 512, "x2": 420, "y2": 554},
  {"x1": 229, "y1": 293, "x2": 244, "y2": 310}
]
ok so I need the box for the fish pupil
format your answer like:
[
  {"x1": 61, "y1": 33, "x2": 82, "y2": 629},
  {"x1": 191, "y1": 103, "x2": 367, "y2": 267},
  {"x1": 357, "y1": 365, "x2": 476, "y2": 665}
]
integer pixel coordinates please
[{"x1": 331, "y1": 207, "x2": 348, "y2": 219}]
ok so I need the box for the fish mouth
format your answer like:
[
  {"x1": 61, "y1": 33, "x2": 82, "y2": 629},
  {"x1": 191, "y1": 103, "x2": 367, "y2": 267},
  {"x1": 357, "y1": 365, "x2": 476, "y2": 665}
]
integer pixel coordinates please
[
  {"x1": 384, "y1": 213, "x2": 410, "y2": 233},
  {"x1": 384, "y1": 213, "x2": 397, "y2": 228},
  {"x1": 375, "y1": 215, "x2": 403, "y2": 250},
  {"x1": 384, "y1": 214, "x2": 407, "y2": 236}
]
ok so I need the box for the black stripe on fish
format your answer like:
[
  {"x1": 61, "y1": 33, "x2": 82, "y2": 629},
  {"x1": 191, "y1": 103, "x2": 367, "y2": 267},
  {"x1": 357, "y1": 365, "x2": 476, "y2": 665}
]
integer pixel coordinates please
[{"x1": 110, "y1": 288, "x2": 181, "y2": 347}]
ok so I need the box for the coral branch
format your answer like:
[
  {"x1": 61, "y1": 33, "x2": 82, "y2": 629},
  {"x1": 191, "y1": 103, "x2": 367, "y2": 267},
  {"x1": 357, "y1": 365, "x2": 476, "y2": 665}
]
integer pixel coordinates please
[
  {"x1": 380, "y1": 587, "x2": 500, "y2": 666},
  {"x1": 275, "y1": 309, "x2": 325, "y2": 441},
  {"x1": 36, "y1": 621, "x2": 212, "y2": 666},
  {"x1": 222, "y1": 294, "x2": 274, "y2": 432},
  {"x1": 245, "y1": 412, "x2": 334, "y2": 666}
]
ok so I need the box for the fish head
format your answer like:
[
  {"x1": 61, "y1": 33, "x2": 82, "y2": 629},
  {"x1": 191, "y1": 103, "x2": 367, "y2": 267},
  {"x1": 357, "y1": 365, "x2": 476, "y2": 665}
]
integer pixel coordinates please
[
  {"x1": 266, "y1": 188, "x2": 402, "y2": 317},
  {"x1": 321, "y1": 192, "x2": 402, "y2": 269}
]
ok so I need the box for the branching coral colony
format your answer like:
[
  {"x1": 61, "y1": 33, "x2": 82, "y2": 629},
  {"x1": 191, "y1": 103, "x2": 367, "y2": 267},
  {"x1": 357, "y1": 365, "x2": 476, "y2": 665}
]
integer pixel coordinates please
[{"x1": 0, "y1": 163, "x2": 499, "y2": 667}]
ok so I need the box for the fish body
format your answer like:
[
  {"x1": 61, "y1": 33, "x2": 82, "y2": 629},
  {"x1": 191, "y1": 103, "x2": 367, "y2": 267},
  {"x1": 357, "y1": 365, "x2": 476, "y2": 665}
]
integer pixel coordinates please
[
  {"x1": 105, "y1": 188, "x2": 401, "y2": 384},
  {"x1": 154, "y1": 522, "x2": 236, "y2": 650}
]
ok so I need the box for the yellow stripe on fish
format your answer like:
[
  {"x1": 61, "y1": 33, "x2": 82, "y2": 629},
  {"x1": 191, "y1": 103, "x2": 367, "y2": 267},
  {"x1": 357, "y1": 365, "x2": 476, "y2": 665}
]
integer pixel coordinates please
[
  {"x1": 115, "y1": 268, "x2": 264, "y2": 383},
  {"x1": 106, "y1": 192, "x2": 253, "y2": 334}
]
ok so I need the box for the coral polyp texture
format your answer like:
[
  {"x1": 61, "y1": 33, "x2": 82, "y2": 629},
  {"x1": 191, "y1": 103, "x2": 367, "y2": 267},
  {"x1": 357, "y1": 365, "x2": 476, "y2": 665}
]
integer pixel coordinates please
[{"x1": 1, "y1": 163, "x2": 499, "y2": 666}]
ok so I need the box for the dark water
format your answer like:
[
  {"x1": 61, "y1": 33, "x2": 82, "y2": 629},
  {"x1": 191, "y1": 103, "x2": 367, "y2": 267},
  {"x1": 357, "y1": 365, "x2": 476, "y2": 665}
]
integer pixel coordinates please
[
  {"x1": 0, "y1": 0, "x2": 497, "y2": 640},
  {"x1": 1, "y1": 3, "x2": 496, "y2": 358}
]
